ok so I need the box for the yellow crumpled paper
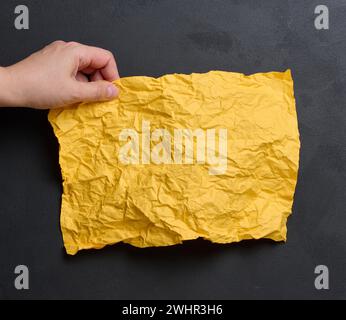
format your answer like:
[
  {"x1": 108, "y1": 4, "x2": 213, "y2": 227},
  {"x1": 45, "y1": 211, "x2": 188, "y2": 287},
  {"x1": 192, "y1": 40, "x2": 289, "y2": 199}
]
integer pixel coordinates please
[{"x1": 48, "y1": 70, "x2": 300, "y2": 255}]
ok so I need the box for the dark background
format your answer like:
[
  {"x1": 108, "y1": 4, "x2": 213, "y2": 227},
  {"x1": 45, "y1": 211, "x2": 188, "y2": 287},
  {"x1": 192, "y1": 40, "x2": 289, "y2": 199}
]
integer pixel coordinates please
[{"x1": 0, "y1": 0, "x2": 345, "y2": 300}]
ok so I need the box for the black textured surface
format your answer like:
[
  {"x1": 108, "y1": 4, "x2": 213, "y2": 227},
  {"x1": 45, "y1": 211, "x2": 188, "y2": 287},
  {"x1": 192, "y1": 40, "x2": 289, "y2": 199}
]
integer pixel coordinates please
[{"x1": 1, "y1": 0, "x2": 346, "y2": 300}]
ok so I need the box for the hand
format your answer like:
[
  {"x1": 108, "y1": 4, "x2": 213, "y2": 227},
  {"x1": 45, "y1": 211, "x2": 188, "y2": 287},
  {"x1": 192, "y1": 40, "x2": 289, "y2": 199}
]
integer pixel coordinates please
[{"x1": 0, "y1": 41, "x2": 120, "y2": 109}]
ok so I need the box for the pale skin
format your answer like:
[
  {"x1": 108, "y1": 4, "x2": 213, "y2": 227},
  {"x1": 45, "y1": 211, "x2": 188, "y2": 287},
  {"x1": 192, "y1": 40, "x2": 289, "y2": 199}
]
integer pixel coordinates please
[{"x1": 0, "y1": 41, "x2": 120, "y2": 109}]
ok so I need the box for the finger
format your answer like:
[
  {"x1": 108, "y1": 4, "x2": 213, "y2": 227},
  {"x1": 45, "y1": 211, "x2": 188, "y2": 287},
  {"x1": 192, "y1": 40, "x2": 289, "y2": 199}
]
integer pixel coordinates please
[
  {"x1": 90, "y1": 70, "x2": 104, "y2": 81},
  {"x1": 72, "y1": 80, "x2": 119, "y2": 103},
  {"x1": 75, "y1": 45, "x2": 120, "y2": 82},
  {"x1": 76, "y1": 71, "x2": 89, "y2": 82},
  {"x1": 101, "y1": 52, "x2": 120, "y2": 81},
  {"x1": 79, "y1": 67, "x2": 95, "y2": 75}
]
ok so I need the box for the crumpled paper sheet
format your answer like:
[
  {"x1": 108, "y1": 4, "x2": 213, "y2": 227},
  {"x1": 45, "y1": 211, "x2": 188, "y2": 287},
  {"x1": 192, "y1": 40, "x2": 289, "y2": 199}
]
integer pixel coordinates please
[{"x1": 48, "y1": 70, "x2": 300, "y2": 255}]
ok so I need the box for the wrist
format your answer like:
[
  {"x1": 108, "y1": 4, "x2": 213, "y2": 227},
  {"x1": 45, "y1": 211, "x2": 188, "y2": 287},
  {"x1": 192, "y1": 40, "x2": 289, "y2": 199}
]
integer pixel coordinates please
[{"x1": 0, "y1": 66, "x2": 25, "y2": 107}]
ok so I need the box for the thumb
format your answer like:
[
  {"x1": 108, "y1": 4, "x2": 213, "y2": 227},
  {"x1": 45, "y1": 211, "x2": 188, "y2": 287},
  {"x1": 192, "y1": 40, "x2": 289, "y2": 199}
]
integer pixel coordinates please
[{"x1": 73, "y1": 80, "x2": 119, "y2": 103}]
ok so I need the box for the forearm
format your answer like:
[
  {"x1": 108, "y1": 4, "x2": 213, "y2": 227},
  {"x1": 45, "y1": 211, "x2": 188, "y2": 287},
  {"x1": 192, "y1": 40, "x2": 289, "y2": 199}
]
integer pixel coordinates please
[{"x1": 0, "y1": 66, "x2": 24, "y2": 107}]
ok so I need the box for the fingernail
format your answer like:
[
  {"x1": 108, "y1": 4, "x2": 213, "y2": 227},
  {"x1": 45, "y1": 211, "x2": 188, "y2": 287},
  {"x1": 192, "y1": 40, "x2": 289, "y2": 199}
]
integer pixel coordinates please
[{"x1": 107, "y1": 85, "x2": 118, "y2": 98}]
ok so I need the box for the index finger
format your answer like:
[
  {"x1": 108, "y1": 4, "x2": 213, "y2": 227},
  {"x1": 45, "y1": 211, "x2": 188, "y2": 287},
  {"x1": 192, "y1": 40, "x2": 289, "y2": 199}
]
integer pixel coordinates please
[{"x1": 75, "y1": 44, "x2": 120, "y2": 81}]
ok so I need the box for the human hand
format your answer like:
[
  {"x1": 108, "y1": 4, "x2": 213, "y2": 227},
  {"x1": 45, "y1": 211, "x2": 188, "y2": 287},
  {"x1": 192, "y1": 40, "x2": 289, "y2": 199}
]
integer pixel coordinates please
[{"x1": 0, "y1": 41, "x2": 120, "y2": 109}]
